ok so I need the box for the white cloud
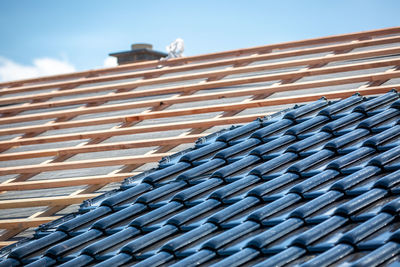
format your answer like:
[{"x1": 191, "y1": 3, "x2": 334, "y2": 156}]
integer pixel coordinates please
[
  {"x1": 0, "y1": 56, "x2": 76, "y2": 82},
  {"x1": 0, "y1": 55, "x2": 120, "y2": 83},
  {"x1": 103, "y1": 56, "x2": 118, "y2": 68}
]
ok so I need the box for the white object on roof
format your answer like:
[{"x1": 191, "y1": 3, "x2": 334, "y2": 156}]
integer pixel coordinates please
[{"x1": 163, "y1": 38, "x2": 184, "y2": 60}]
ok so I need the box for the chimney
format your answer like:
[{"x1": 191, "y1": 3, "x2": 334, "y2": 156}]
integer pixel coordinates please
[{"x1": 109, "y1": 43, "x2": 167, "y2": 65}]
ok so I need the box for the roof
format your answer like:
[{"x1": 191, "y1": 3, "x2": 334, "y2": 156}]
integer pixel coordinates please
[
  {"x1": 0, "y1": 26, "x2": 400, "y2": 250},
  {"x1": 1, "y1": 91, "x2": 400, "y2": 266}
]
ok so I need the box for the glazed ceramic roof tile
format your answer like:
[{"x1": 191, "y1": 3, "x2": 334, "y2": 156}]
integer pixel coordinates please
[
  {"x1": 1, "y1": 90, "x2": 399, "y2": 266},
  {"x1": 0, "y1": 27, "x2": 400, "y2": 247}
]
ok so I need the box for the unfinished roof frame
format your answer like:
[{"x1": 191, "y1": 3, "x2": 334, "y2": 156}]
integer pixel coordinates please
[{"x1": 0, "y1": 27, "x2": 400, "y2": 247}]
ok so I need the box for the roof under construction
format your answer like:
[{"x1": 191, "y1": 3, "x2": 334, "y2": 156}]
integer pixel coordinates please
[
  {"x1": 0, "y1": 27, "x2": 400, "y2": 257},
  {"x1": 2, "y1": 91, "x2": 400, "y2": 266}
]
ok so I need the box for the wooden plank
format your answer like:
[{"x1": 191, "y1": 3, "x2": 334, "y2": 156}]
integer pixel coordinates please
[
  {"x1": 1, "y1": 69, "x2": 400, "y2": 136},
  {"x1": 0, "y1": 134, "x2": 205, "y2": 160},
  {"x1": 1, "y1": 77, "x2": 398, "y2": 148},
  {"x1": 0, "y1": 77, "x2": 394, "y2": 151},
  {"x1": 0, "y1": 76, "x2": 208, "y2": 239},
  {"x1": 1, "y1": 60, "x2": 249, "y2": 241},
  {"x1": 0, "y1": 78, "x2": 394, "y2": 153},
  {"x1": 0, "y1": 194, "x2": 99, "y2": 209},
  {"x1": 1, "y1": 26, "x2": 399, "y2": 88},
  {"x1": 0, "y1": 241, "x2": 17, "y2": 248},
  {"x1": 0, "y1": 114, "x2": 264, "y2": 147},
  {"x1": 0, "y1": 217, "x2": 61, "y2": 229},
  {"x1": 2, "y1": 45, "x2": 400, "y2": 117},
  {"x1": 2, "y1": 37, "x2": 400, "y2": 96},
  {"x1": 4, "y1": 48, "x2": 400, "y2": 115},
  {"x1": 1, "y1": 56, "x2": 399, "y2": 106},
  {"x1": 0, "y1": 87, "x2": 169, "y2": 240},
  {"x1": 0, "y1": 173, "x2": 138, "y2": 190},
  {"x1": 0, "y1": 153, "x2": 171, "y2": 175},
  {"x1": 0, "y1": 90, "x2": 206, "y2": 238}
]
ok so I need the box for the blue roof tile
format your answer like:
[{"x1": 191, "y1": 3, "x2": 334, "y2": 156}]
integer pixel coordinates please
[{"x1": 1, "y1": 91, "x2": 400, "y2": 266}]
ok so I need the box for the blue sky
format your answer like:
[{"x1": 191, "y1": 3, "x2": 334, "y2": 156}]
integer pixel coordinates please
[{"x1": 0, "y1": 0, "x2": 399, "y2": 81}]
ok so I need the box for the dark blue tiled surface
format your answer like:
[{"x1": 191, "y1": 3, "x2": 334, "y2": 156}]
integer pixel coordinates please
[{"x1": 1, "y1": 91, "x2": 400, "y2": 266}]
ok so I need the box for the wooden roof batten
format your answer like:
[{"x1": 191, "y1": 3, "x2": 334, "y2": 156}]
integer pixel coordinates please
[{"x1": 0, "y1": 26, "x2": 400, "y2": 246}]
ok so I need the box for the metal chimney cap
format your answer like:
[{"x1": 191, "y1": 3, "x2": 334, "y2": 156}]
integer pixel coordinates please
[
  {"x1": 131, "y1": 43, "x2": 153, "y2": 50},
  {"x1": 109, "y1": 43, "x2": 167, "y2": 65}
]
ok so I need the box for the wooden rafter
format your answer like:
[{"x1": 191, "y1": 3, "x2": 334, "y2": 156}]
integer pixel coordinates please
[{"x1": 2, "y1": 41, "x2": 400, "y2": 97}]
